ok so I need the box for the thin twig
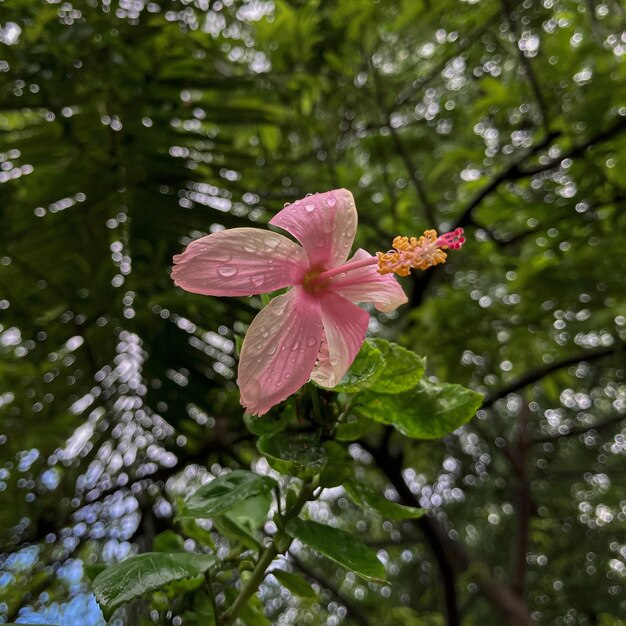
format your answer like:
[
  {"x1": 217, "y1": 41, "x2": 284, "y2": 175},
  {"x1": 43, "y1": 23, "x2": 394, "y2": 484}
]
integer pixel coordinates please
[
  {"x1": 501, "y1": 0, "x2": 551, "y2": 132},
  {"x1": 481, "y1": 342, "x2": 624, "y2": 410}
]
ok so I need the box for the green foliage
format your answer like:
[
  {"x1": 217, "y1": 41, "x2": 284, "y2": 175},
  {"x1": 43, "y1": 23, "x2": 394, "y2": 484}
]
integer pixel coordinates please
[
  {"x1": 332, "y1": 339, "x2": 385, "y2": 392},
  {"x1": 91, "y1": 552, "x2": 216, "y2": 618},
  {"x1": 344, "y1": 480, "x2": 426, "y2": 521},
  {"x1": 367, "y1": 339, "x2": 426, "y2": 394},
  {"x1": 270, "y1": 570, "x2": 318, "y2": 600},
  {"x1": 257, "y1": 432, "x2": 327, "y2": 478},
  {"x1": 354, "y1": 378, "x2": 482, "y2": 439},
  {"x1": 1, "y1": 0, "x2": 625, "y2": 624},
  {"x1": 285, "y1": 518, "x2": 386, "y2": 583},
  {"x1": 178, "y1": 471, "x2": 276, "y2": 519}
]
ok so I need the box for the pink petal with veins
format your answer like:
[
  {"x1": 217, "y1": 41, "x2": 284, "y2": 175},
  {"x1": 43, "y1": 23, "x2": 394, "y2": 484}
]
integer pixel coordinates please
[
  {"x1": 328, "y1": 249, "x2": 408, "y2": 312},
  {"x1": 310, "y1": 291, "x2": 369, "y2": 388},
  {"x1": 270, "y1": 189, "x2": 357, "y2": 270},
  {"x1": 238, "y1": 287, "x2": 323, "y2": 416},
  {"x1": 171, "y1": 228, "x2": 308, "y2": 297}
]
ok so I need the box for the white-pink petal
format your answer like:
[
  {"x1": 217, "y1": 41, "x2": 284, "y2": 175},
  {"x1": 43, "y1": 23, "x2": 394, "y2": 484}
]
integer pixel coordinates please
[
  {"x1": 172, "y1": 228, "x2": 308, "y2": 297},
  {"x1": 327, "y1": 249, "x2": 408, "y2": 312},
  {"x1": 238, "y1": 287, "x2": 323, "y2": 416},
  {"x1": 269, "y1": 189, "x2": 357, "y2": 271},
  {"x1": 310, "y1": 291, "x2": 369, "y2": 389}
]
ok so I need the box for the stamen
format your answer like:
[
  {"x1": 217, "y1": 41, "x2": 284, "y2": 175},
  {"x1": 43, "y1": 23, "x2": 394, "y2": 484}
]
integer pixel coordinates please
[
  {"x1": 377, "y1": 228, "x2": 465, "y2": 276},
  {"x1": 308, "y1": 256, "x2": 379, "y2": 286}
]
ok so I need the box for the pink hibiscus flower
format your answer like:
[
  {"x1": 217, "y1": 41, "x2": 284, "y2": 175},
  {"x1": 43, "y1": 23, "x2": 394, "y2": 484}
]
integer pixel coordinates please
[{"x1": 172, "y1": 189, "x2": 463, "y2": 416}]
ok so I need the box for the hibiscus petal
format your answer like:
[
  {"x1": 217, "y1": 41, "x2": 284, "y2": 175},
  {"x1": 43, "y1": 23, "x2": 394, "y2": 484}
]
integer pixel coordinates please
[
  {"x1": 310, "y1": 291, "x2": 369, "y2": 388},
  {"x1": 238, "y1": 287, "x2": 323, "y2": 416},
  {"x1": 270, "y1": 189, "x2": 357, "y2": 270},
  {"x1": 327, "y1": 249, "x2": 408, "y2": 312},
  {"x1": 172, "y1": 228, "x2": 308, "y2": 297}
]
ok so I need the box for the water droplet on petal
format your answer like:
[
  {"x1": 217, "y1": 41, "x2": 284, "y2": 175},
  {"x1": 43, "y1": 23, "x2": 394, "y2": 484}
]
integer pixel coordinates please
[
  {"x1": 327, "y1": 195, "x2": 336, "y2": 207},
  {"x1": 283, "y1": 202, "x2": 291, "y2": 207},
  {"x1": 267, "y1": 344, "x2": 277, "y2": 356},
  {"x1": 250, "y1": 275, "x2": 265, "y2": 287},
  {"x1": 215, "y1": 249, "x2": 232, "y2": 262},
  {"x1": 304, "y1": 202, "x2": 315, "y2": 212},
  {"x1": 218, "y1": 266, "x2": 238, "y2": 277},
  {"x1": 306, "y1": 336, "x2": 318, "y2": 347},
  {"x1": 292, "y1": 341, "x2": 300, "y2": 351},
  {"x1": 305, "y1": 192, "x2": 313, "y2": 197}
]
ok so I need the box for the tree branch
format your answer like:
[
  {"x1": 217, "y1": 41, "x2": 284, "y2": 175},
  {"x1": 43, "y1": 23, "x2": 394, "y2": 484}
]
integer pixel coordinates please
[
  {"x1": 501, "y1": 0, "x2": 551, "y2": 132},
  {"x1": 367, "y1": 435, "x2": 537, "y2": 626},
  {"x1": 530, "y1": 412, "x2": 626, "y2": 446},
  {"x1": 371, "y1": 70, "x2": 436, "y2": 225},
  {"x1": 481, "y1": 342, "x2": 624, "y2": 410},
  {"x1": 511, "y1": 400, "x2": 533, "y2": 597},
  {"x1": 520, "y1": 115, "x2": 626, "y2": 177},
  {"x1": 396, "y1": 14, "x2": 501, "y2": 107},
  {"x1": 289, "y1": 553, "x2": 374, "y2": 626},
  {"x1": 454, "y1": 115, "x2": 626, "y2": 229},
  {"x1": 454, "y1": 131, "x2": 558, "y2": 229}
]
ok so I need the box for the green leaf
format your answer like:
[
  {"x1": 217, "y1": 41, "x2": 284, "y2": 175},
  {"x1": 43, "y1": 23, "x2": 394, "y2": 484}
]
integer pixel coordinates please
[
  {"x1": 237, "y1": 589, "x2": 271, "y2": 626},
  {"x1": 177, "y1": 517, "x2": 216, "y2": 549},
  {"x1": 285, "y1": 518, "x2": 386, "y2": 583},
  {"x1": 344, "y1": 480, "x2": 425, "y2": 520},
  {"x1": 244, "y1": 404, "x2": 294, "y2": 436},
  {"x1": 368, "y1": 339, "x2": 426, "y2": 394},
  {"x1": 213, "y1": 492, "x2": 272, "y2": 550},
  {"x1": 335, "y1": 415, "x2": 376, "y2": 441},
  {"x1": 332, "y1": 339, "x2": 385, "y2": 392},
  {"x1": 213, "y1": 513, "x2": 261, "y2": 551},
  {"x1": 318, "y1": 441, "x2": 352, "y2": 488},
  {"x1": 272, "y1": 569, "x2": 318, "y2": 599},
  {"x1": 92, "y1": 552, "x2": 217, "y2": 618},
  {"x1": 183, "y1": 590, "x2": 217, "y2": 626},
  {"x1": 259, "y1": 125, "x2": 282, "y2": 152},
  {"x1": 153, "y1": 530, "x2": 185, "y2": 552},
  {"x1": 354, "y1": 378, "x2": 482, "y2": 439},
  {"x1": 179, "y1": 470, "x2": 277, "y2": 519},
  {"x1": 83, "y1": 563, "x2": 106, "y2": 583},
  {"x1": 257, "y1": 432, "x2": 327, "y2": 478}
]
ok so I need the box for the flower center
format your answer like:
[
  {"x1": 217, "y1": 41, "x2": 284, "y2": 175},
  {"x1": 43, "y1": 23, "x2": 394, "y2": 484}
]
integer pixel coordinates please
[
  {"x1": 304, "y1": 256, "x2": 380, "y2": 291},
  {"x1": 303, "y1": 268, "x2": 326, "y2": 292}
]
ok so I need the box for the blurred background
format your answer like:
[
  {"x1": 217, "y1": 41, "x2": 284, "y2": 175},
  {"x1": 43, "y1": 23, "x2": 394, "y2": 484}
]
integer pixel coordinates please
[{"x1": 1, "y1": 0, "x2": 625, "y2": 624}]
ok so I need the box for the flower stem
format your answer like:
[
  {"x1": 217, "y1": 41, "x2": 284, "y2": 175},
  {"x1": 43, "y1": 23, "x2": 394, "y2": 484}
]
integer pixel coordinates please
[
  {"x1": 219, "y1": 482, "x2": 316, "y2": 626},
  {"x1": 310, "y1": 384, "x2": 323, "y2": 424}
]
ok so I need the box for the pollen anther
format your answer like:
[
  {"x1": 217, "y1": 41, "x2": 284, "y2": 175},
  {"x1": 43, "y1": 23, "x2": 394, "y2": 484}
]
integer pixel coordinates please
[{"x1": 377, "y1": 228, "x2": 465, "y2": 276}]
